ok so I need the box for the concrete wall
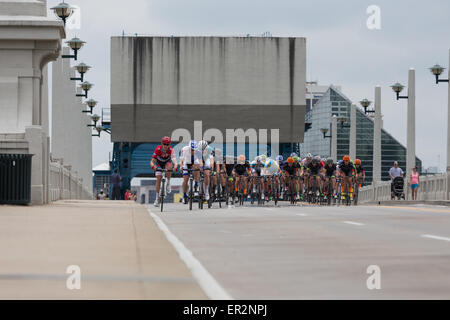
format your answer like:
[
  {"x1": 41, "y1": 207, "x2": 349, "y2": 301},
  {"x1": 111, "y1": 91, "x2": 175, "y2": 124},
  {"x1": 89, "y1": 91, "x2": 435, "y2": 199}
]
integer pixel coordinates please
[
  {"x1": 111, "y1": 36, "x2": 307, "y2": 143},
  {"x1": 51, "y1": 47, "x2": 93, "y2": 194}
]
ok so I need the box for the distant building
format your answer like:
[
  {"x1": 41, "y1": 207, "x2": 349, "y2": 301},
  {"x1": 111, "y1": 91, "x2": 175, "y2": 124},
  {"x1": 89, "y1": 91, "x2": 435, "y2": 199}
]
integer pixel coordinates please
[
  {"x1": 300, "y1": 85, "x2": 422, "y2": 184},
  {"x1": 92, "y1": 163, "x2": 111, "y2": 197},
  {"x1": 424, "y1": 166, "x2": 439, "y2": 175}
]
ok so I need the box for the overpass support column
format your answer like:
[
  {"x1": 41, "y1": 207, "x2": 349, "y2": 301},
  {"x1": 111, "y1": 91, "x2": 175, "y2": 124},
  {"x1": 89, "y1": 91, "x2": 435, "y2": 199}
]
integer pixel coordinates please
[
  {"x1": 331, "y1": 116, "x2": 338, "y2": 162},
  {"x1": 349, "y1": 103, "x2": 357, "y2": 161}
]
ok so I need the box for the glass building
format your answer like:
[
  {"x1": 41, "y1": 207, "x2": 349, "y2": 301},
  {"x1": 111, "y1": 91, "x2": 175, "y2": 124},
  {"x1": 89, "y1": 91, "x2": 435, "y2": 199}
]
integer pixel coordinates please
[{"x1": 300, "y1": 86, "x2": 422, "y2": 184}]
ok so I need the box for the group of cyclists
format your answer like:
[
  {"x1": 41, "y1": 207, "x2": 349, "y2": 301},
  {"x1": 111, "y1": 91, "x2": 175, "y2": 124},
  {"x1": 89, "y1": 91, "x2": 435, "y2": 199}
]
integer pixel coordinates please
[{"x1": 150, "y1": 136, "x2": 366, "y2": 207}]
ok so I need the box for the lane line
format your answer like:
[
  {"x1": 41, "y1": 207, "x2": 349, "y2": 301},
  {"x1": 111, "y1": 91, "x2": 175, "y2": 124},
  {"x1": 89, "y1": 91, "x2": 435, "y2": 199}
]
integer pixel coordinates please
[
  {"x1": 379, "y1": 206, "x2": 450, "y2": 214},
  {"x1": 296, "y1": 214, "x2": 308, "y2": 217},
  {"x1": 146, "y1": 206, "x2": 233, "y2": 300},
  {"x1": 422, "y1": 234, "x2": 450, "y2": 242},
  {"x1": 342, "y1": 221, "x2": 365, "y2": 226}
]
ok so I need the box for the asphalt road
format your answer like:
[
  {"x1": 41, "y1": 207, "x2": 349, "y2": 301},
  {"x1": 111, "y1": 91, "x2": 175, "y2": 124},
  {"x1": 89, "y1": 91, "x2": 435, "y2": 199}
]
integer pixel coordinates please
[{"x1": 147, "y1": 202, "x2": 450, "y2": 299}]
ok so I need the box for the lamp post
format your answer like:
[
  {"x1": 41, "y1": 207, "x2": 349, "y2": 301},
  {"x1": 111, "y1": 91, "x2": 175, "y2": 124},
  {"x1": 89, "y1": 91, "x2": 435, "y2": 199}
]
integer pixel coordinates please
[
  {"x1": 92, "y1": 125, "x2": 103, "y2": 137},
  {"x1": 62, "y1": 37, "x2": 86, "y2": 61},
  {"x1": 320, "y1": 127, "x2": 332, "y2": 139},
  {"x1": 360, "y1": 98, "x2": 375, "y2": 116},
  {"x1": 429, "y1": 52, "x2": 450, "y2": 174},
  {"x1": 51, "y1": 1, "x2": 74, "y2": 26},
  {"x1": 71, "y1": 63, "x2": 91, "y2": 82},
  {"x1": 87, "y1": 114, "x2": 100, "y2": 127},
  {"x1": 83, "y1": 99, "x2": 97, "y2": 114},
  {"x1": 76, "y1": 81, "x2": 93, "y2": 98},
  {"x1": 391, "y1": 68, "x2": 416, "y2": 197},
  {"x1": 337, "y1": 117, "x2": 350, "y2": 129}
]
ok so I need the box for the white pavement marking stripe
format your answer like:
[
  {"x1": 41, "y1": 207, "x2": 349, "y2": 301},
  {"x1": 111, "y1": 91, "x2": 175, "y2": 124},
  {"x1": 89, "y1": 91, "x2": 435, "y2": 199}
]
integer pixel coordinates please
[
  {"x1": 343, "y1": 221, "x2": 365, "y2": 226},
  {"x1": 296, "y1": 214, "x2": 308, "y2": 217},
  {"x1": 422, "y1": 234, "x2": 450, "y2": 242},
  {"x1": 146, "y1": 207, "x2": 233, "y2": 300}
]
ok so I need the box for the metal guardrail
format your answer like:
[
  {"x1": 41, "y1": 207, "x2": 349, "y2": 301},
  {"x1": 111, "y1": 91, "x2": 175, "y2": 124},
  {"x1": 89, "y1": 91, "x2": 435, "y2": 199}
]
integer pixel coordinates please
[{"x1": 358, "y1": 173, "x2": 449, "y2": 203}]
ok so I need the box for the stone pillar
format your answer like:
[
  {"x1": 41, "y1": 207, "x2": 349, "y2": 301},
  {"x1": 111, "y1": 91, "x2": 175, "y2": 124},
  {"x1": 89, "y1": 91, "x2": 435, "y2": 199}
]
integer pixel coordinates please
[
  {"x1": 349, "y1": 103, "x2": 357, "y2": 160},
  {"x1": 406, "y1": 69, "x2": 416, "y2": 189},
  {"x1": 25, "y1": 126, "x2": 45, "y2": 205},
  {"x1": 331, "y1": 115, "x2": 338, "y2": 162},
  {"x1": 373, "y1": 85, "x2": 382, "y2": 183}
]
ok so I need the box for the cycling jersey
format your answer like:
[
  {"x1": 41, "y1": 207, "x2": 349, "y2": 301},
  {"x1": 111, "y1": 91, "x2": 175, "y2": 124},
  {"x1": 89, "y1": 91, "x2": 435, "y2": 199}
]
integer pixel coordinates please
[
  {"x1": 180, "y1": 146, "x2": 202, "y2": 167},
  {"x1": 264, "y1": 159, "x2": 280, "y2": 175},
  {"x1": 324, "y1": 163, "x2": 337, "y2": 177},
  {"x1": 153, "y1": 145, "x2": 175, "y2": 163},
  {"x1": 225, "y1": 159, "x2": 236, "y2": 176},
  {"x1": 282, "y1": 162, "x2": 299, "y2": 175},
  {"x1": 201, "y1": 146, "x2": 214, "y2": 169},
  {"x1": 339, "y1": 161, "x2": 355, "y2": 177},
  {"x1": 355, "y1": 165, "x2": 365, "y2": 174},
  {"x1": 307, "y1": 162, "x2": 322, "y2": 175},
  {"x1": 234, "y1": 161, "x2": 250, "y2": 176}
]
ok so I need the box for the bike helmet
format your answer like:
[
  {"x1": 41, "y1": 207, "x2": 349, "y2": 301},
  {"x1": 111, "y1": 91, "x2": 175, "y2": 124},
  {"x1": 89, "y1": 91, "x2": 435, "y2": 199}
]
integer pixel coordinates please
[
  {"x1": 238, "y1": 154, "x2": 246, "y2": 163},
  {"x1": 327, "y1": 157, "x2": 334, "y2": 164},
  {"x1": 355, "y1": 159, "x2": 362, "y2": 165},
  {"x1": 306, "y1": 153, "x2": 313, "y2": 160},
  {"x1": 315, "y1": 155, "x2": 321, "y2": 161},
  {"x1": 312, "y1": 158, "x2": 319, "y2": 164},
  {"x1": 290, "y1": 153, "x2": 298, "y2": 158},
  {"x1": 259, "y1": 154, "x2": 267, "y2": 163},
  {"x1": 255, "y1": 156, "x2": 262, "y2": 163},
  {"x1": 287, "y1": 157, "x2": 295, "y2": 164},
  {"x1": 276, "y1": 155, "x2": 284, "y2": 162},
  {"x1": 343, "y1": 155, "x2": 350, "y2": 161},
  {"x1": 189, "y1": 140, "x2": 198, "y2": 149},
  {"x1": 199, "y1": 140, "x2": 209, "y2": 150},
  {"x1": 293, "y1": 156, "x2": 299, "y2": 162},
  {"x1": 161, "y1": 136, "x2": 171, "y2": 145}
]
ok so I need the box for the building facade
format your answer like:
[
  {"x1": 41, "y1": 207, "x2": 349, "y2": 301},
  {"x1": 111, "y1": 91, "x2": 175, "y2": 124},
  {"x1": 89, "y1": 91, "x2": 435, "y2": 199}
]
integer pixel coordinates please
[{"x1": 301, "y1": 86, "x2": 422, "y2": 184}]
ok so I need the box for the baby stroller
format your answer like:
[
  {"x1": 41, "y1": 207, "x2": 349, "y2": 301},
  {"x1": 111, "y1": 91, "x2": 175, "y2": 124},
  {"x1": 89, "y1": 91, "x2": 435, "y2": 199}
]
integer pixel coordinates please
[{"x1": 391, "y1": 176, "x2": 405, "y2": 200}]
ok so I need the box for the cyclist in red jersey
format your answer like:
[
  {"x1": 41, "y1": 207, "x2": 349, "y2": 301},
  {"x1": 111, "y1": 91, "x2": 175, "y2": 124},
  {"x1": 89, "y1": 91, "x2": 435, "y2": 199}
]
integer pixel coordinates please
[{"x1": 150, "y1": 136, "x2": 178, "y2": 207}]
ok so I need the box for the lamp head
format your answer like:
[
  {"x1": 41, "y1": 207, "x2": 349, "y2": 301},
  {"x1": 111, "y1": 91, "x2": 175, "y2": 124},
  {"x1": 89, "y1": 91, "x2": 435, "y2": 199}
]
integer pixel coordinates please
[
  {"x1": 80, "y1": 81, "x2": 93, "y2": 91},
  {"x1": 320, "y1": 128, "x2": 329, "y2": 134},
  {"x1": 66, "y1": 37, "x2": 86, "y2": 50},
  {"x1": 76, "y1": 62, "x2": 91, "y2": 74},
  {"x1": 51, "y1": 2, "x2": 74, "y2": 21},
  {"x1": 86, "y1": 99, "x2": 97, "y2": 108},
  {"x1": 390, "y1": 82, "x2": 405, "y2": 94},
  {"x1": 91, "y1": 114, "x2": 100, "y2": 122},
  {"x1": 359, "y1": 98, "x2": 372, "y2": 109},
  {"x1": 430, "y1": 64, "x2": 445, "y2": 76}
]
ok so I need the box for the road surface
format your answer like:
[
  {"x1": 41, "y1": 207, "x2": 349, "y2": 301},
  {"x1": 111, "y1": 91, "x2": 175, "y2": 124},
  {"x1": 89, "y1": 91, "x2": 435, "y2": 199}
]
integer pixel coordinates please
[{"x1": 147, "y1": 202, "x2": 450, "y2": 299}]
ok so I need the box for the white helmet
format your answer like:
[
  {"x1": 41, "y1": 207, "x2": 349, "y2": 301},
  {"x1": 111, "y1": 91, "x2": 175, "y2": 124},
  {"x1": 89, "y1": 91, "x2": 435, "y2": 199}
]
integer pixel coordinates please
[
  {"x1": 306, "y1": 153, "x2": 313, "y2": 159},
  {"x1": 199, "y1": 140, "x2": 209, "y2": 150}
]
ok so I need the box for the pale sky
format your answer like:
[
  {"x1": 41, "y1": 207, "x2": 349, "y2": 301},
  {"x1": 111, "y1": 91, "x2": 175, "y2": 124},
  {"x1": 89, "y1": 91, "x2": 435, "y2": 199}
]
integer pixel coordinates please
[{"x1": 47, "y1": 0, "x2": 450, "y2": 171}]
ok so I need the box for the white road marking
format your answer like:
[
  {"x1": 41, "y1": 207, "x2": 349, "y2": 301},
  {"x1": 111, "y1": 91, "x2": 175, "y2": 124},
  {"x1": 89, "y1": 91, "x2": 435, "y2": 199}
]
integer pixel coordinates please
[
  {"x1": 422, "y1": 234, "x2": 450, "y2": 242},
  {"x1": 296, "y1": 213, "x2": 308, "y2": 217},
  {"x1": 219, "y1": 230, "x2": 232, "y2": 234},
  {"x1": 343, "y1": 221, "x2": 365, "y2": 226},
  {"x1": 264, "y1": 208, "x2": 273, "y2": 211},
  {"x1": 146, "y1": 206, "x2": 233, "y2": 300}
]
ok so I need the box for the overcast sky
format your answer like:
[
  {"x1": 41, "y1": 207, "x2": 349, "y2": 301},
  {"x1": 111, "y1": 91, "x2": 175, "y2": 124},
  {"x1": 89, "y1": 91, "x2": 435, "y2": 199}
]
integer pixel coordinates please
[{"x1": 47, "y1": 0, "x2": 450, "y2": 171}]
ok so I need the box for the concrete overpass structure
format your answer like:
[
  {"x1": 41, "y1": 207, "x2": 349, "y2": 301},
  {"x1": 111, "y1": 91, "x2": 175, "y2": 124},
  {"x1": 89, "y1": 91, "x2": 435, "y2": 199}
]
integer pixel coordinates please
[
  {"x1": 0, "y1": 0, "x2": 92, "y2": 204},
  {"x1": 110, "y1": 36, "x2": 307, "y2": 194}
]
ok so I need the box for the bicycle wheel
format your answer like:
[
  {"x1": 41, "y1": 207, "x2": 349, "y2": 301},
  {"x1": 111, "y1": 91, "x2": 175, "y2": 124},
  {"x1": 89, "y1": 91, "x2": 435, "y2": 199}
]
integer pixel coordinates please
[
  {"x1": 160, "y1": 177, "x2": 165, "y2": 212},
  {"x1": 189, "y1": 178, "x2": 193, "y2": 211}
]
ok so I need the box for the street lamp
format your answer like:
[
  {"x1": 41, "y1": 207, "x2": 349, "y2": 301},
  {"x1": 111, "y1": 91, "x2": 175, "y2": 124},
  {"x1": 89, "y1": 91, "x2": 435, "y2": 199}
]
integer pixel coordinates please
[
  {"x1": 360, "y1": 98, "x2": 374, "y2": 115},
  {"x1": 62, "y1": 37, "x2": 86, "y2": 61},
  {"x1": 70, "y1": 62, "x2": 91, "y2": 82},
  {"x1": 83, "y1": 99, "x2": 97, "y2": 114},
  {"x1": 50, "y1": 1, "x2": 74, "y2": 26},
  {"x1": 87, "y1": 114, "x2": 100, "y2": 127},
  {"x1": 390, "y1": 82, "x2": 408, "y2": 100},
  {"x1": 76, "y1": 81, "x2": 93, "y2": 98},
  {"x1": 430, "y1": 64, "x2": 449, "y2": 84},
  {"x1": 320, "y1": 128, "x2": 332, "y2": 139},
  {"x1": 337, "y1": 117, "x2": 350, "y2": 128},
  {"x1": 92, "y1": 125, "x2": 104, "y2": 137}
]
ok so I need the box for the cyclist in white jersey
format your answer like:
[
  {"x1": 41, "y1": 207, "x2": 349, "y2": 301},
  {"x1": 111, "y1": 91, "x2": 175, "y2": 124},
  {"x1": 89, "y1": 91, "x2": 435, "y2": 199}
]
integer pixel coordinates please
[{"x1": 180, "y1": 140, "x2": 203, "y2": 204}]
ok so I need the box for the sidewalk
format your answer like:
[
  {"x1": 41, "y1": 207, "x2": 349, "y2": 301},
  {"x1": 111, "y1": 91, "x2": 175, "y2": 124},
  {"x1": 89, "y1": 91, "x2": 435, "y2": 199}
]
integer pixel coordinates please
[{"x1": 0, "y1": 200, "x2": 207, "y2": 299}]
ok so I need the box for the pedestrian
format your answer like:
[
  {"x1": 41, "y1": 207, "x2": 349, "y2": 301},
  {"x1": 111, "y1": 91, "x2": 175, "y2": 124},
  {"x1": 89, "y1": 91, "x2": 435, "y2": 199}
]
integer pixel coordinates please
[
  {"x1": 125, "y1": 189, "x2": 131, "y2": 200},
  {"x1": 98, "y1": 189, "x2": 106, "y2": 200},
  {"x1": 110, "y1": 169, "x2": 122, "y2": 200},
  {"x1": 410, "y1": 166, "x2": 420, "y2": 200},
  {"x1": 389, "y1": 161, "x2": 404, "y2": 198}
]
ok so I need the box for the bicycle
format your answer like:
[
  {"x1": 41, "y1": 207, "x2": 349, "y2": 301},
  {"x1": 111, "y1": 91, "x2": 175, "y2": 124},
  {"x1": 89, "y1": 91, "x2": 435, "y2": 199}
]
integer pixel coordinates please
[
  {"x1": 183, "y1": 168, "x2": 200, "y2": 211},
  {"x1": 155, "y1": 168, "x2": 173, "y2": 213}
]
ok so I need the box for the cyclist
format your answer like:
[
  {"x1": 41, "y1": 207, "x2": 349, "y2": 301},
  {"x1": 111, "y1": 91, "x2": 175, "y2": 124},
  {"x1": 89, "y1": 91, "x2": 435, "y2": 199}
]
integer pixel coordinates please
[
  {"x1": 307, "y1": 156, "x2": 322, "y2": 196},
  {"x1": 354, "y1": 159, "x2": 366, "y2": 191},
  {"x1": 264, "y1": 158, "x2": 280, "y2": 201},
  {"x1": 293, "y1": 155, "x2": 303, "y2": 200},
  {"x1": 323, "y1": 157, "x2": 337, "y2": 200},
  {"x1": 249, "y1": 156, "x2": 265, "y2": 200},
  {"x1": 198, "y1": 140, "x2": 213, "y2": 201},
  {"x1": 281, "y1": 157, "x2": 300, "y2": 199},
  {"x1": 339, "y1": 155, "x2": 355, "y2": 201},
  {"x1": 212, "y1": 148, "x2": 226, "y2": 199},
  {"x1": 180, "y1": 140, "x2": 203, "y2": 204},
  {"x1": 150, "y1": 136, "x2": 177, "y2": 207},
  {"x1": 233, "y1": 155, "x2": 251, "y2": 197},
  {"x1": 224, "y1": 155, "x2": 237, "y2": 198},
  {"x1": 302, "y1": 153, "x2": 313, "y2": 192}
]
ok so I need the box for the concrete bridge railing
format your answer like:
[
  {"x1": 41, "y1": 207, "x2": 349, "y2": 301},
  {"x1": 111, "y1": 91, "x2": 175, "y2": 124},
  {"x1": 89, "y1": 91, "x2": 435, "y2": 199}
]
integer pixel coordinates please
[
  {"x1": 358, "y1": 173, "x2": 449, "y2": 204},
  {"x1": 49, "y1": 161, "x2": 93, "y2": 201}
]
